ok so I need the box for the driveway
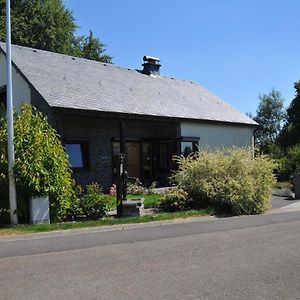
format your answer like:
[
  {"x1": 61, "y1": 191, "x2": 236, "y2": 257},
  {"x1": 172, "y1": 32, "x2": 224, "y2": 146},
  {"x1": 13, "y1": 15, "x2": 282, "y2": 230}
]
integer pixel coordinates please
[{"x1": 271, "y1": 195, "x2": 300, "y2": 211}]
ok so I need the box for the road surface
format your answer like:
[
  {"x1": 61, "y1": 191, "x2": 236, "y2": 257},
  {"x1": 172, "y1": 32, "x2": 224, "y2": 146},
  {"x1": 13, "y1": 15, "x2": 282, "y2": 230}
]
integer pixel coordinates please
[{"x1": 0, "y1": 211, "x2": 300, "y2": 299}]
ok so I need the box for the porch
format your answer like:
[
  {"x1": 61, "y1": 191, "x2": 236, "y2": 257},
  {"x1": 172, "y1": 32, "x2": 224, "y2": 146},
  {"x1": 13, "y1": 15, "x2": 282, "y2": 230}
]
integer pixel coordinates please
[{"x1": 58, "y1": 110, "x2": 198, "y2": 189}]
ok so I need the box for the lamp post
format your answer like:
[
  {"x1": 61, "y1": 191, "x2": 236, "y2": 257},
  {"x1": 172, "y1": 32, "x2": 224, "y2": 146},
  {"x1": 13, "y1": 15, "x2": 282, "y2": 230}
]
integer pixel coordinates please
[
  {"x1": 116, "y1": 122, "x2": 127, "y2": 217},
  {"x1": 6, "y1": 0, "x2": 18, "y2": 225}
]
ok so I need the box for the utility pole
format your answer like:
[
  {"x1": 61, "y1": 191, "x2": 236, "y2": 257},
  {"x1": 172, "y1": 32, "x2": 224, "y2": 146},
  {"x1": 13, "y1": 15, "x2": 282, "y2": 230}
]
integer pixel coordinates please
[{"x1": 6, "y1": 0, "x2": 18, "y2": 225}]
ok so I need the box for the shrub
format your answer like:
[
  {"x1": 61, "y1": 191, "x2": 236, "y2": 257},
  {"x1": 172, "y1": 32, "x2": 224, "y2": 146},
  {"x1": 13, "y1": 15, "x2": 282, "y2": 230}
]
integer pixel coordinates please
[
  {"x1": 68, "y1": 183, "x2": 111, "y2": 220},
  {"x1": 279, "y1": 144, "x2": 300, "y2": 181},
  {"x1": 126, "y1": 179, "x2": 157, "y2": 195},
  {"x1": 147, "y1": 181, "x2": 158, "y2": 194},
  {"x1": 157, "y1": 188, "x2": 188, "y2": 212},
  {"x1": 0, "y1": 104, "x2": 74, "y2": 222},
  {"x1": 109, "y1": 184, "x2": 117, "y2": 196},
  {"x1": 127, "y1": 178, "x2": 146, "y2": 195},
  {"x1": 172, "y1": 148, "x2": 276, "y2": 215},
  {"x1": 0, "y1": 208, "x2": 10, "y2": 224}
]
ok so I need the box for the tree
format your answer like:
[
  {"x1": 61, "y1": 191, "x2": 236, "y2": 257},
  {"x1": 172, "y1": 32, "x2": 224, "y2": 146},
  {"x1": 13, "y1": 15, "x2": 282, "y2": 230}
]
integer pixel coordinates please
[
  {"x1": 81, "y1": 31, "x2": 112, "y2": 63},
  {"x1": 252, "y1": 89, "x2": 285, "y2": 149},
  {"x1": 0, "y1": 0, "x2": 112, "y2": 62},
  {"x1": 0, "y1": 0, "x2": 78, "y2": 55},
  {"x1": 278, "y1": 80, "x2": 300, "y2": 148},
  {"x1": 0, "y1": 104, "x2": 74, "y2": 222}
]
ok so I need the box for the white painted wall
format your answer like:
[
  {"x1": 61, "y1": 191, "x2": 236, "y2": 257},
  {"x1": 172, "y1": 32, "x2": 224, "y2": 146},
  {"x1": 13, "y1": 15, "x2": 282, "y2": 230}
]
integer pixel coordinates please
[
  {"x1": 0, "y1": 52, "x2": 31, "y2": 111},
  {"x1": 181, "y1": 121, "x2": 254, "y2": 149}
]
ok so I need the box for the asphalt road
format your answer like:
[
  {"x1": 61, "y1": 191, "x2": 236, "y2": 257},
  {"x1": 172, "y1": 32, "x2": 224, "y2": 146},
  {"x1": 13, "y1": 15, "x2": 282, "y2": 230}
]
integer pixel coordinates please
[{"x1": 0, "y1": 211, "x2": 300, "y2": 300}]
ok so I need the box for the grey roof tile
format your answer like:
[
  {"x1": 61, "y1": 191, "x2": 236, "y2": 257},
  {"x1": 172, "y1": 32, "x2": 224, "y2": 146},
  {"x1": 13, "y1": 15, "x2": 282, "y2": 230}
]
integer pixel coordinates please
[{"x1": 1, "y1": 43, "x2": 257, "y2": 126}]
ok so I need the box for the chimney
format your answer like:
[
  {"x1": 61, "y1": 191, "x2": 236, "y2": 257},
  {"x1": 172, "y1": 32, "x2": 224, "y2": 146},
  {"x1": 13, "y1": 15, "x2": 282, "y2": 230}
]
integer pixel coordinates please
[{"x1": 142, "y1": 55, "x2": 161, "y2": 75}]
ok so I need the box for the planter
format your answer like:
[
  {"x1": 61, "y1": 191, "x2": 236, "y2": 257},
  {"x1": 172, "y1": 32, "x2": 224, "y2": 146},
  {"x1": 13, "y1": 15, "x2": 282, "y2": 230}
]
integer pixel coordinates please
[
  {"x1": 30, "y1": 196, "x2": 50, "y2": 224},
  {"x1": 123, "y1": 198, "x2": 144, "y2": 216}
]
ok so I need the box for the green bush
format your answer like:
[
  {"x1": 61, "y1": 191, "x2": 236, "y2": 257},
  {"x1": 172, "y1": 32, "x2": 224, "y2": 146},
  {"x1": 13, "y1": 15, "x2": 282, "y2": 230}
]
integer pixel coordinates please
[
  {"x1": 157, "y1": 188, "x2": 188, "y2": 212},
  {"x1": 147, "y1": 181, "x2": 158, "y2": 194},
  {"x1": 172, "y1": 148, "x2": 276, "y2": 215},
  {"x1": 68, "y1": 183, "x2": 111, "y2": 220},
  {"x1": 279, "y1": 144, "x2": 300, "y2": 181},
  {"x1": 0, "y1": 104, "x2": 74, "y2": 222}
]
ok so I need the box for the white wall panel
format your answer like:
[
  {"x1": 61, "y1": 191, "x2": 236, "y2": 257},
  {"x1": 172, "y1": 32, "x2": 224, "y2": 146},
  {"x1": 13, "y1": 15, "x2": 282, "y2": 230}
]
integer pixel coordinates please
[
  {"x1": 181, "y1": 121, "x2": 254, "y2": 149},
  {"x1": 0, "y1": 52, "x2": 31, "y2": 111}
]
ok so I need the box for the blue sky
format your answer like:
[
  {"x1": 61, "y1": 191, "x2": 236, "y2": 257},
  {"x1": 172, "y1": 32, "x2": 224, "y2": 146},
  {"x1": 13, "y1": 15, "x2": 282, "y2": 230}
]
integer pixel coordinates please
[{"x1": 64, "y1": 0, "x2": 300, "y2": 115}]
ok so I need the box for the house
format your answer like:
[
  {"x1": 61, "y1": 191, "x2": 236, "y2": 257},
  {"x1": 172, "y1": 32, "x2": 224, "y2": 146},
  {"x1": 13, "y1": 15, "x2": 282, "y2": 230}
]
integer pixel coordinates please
[{"x1": 0, "y1": 43, "x2": 257, "y2": 189}]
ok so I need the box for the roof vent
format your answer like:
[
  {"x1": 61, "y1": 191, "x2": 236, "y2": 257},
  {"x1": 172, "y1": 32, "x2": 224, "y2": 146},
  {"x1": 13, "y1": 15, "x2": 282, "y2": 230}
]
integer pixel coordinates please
[{"x1": 142, "y1": 55, "x2": 161, "y2": 75}]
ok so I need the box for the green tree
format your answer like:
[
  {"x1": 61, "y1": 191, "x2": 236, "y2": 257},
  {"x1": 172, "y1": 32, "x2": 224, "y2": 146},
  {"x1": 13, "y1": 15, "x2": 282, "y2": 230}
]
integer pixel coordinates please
[
  {"x1": 252, "y1": 89, "x2": 285, "y2": 149},
  {"x1": 0, "y1": 0, "x2": 79, "y2": 55},
  {"x1": 280, "y1": 144, "x2": 300, "y2": 180},
  {"x1": 0, "y1": 104, "x2": 75, "y2": 222},
  {"x1": 81, "y1": 30, "x2": 112, "y2": 63},
  {"x1": 0, "y1": 0, "x2": 112, "y2": 61},
  {"x1": 278, "y1": 80, "x2": 300, "y2": 148}
]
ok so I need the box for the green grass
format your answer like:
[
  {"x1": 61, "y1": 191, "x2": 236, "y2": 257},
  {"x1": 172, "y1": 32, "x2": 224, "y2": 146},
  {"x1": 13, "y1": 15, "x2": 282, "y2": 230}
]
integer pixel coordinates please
[
  {"x1": 127, "y1": 193, "x2": 161, "y2": 208},
  {"x1": 105, "y1": 193, "x2": 161, "y2": 209},
  {"x1": 0, "y1": 208, "x2": 214, "y2": 236}
]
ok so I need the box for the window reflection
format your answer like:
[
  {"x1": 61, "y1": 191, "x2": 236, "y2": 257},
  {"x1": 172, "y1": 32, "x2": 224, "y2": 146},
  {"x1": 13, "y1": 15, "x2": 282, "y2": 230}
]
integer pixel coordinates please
[
  {"x1": 65, "y1": 143, "x2": 89, "y2": 169},
  {"x1": 181, "y1": 141, "x2": 198, "y2": 156}
]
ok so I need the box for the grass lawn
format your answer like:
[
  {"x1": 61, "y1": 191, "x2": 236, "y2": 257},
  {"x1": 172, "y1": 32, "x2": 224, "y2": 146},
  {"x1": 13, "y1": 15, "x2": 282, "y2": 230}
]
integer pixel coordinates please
[
  {"x1": 127, "y1": 193, "x2": 161, "y2": 208},
  {"x1": 0, "y1": 208, "x2": 214, "y2": 236},
  {"x1": 105, "y1": 193, "x2": 161, "y2": 209}
]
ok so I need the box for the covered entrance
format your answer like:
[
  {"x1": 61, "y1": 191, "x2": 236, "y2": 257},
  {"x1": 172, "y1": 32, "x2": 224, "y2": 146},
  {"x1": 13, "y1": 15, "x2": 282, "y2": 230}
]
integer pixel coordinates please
[{"x1": 112, "y1": 139, "x2": 177, "y2": 186}]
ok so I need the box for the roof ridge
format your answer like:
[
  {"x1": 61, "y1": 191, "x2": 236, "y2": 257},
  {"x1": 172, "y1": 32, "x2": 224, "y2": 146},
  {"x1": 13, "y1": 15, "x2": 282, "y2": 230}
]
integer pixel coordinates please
[
  {"x1": 0, "y1": 42, "x2": 257, "y2": 126},
  {"x1": 0, "y1": 42, "x2": 199, "y2": 84},
  {"x1": 0, "y1": 41, "x2": 114, "y2": 67}
]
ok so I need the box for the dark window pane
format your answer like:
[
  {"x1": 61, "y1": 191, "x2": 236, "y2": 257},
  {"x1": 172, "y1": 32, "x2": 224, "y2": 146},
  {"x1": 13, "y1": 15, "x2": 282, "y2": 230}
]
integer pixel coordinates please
[
  {"x1": 181, "y1": 141, "x2": 198, "y2": 156},
  {"x1": 66, "y1": 144, "x2": 84, "y2": 168},
  {"x1": 112, "y1": 142, "x2": 120, "y2": 181},
  {"x1": 142, "y1": 142, "x2": 152, "y2": 183},
  {"x1": 159, "y1": 141, "x2": 175, "y2": 170},
  {"x1": 181, "y1": 141, "x2": 193, "y2": 156},
  {"x1": 0, "y1": 91, "x2": 6, "y2": 109},
  {"x1": 113, "y1": 142, "x2": 120, "y2": 156}
]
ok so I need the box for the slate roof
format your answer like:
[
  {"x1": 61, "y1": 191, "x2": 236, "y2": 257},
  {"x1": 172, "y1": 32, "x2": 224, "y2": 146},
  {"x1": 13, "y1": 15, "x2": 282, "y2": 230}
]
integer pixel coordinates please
[{"x1": 0, "y1": 43, "x2": 257, "y2": 126}]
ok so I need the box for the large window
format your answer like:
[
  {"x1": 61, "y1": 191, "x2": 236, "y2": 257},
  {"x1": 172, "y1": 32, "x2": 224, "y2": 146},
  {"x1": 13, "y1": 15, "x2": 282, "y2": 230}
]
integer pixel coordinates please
[
  {"x1": 65, "y1": 142, "x2": 89, "y2": 170},
  {"x1": 180, "y1": 137, "x2": 199, "y2": 156},
  {"x1": 158, "y1": 141, "x2": 176, "y2": 170}
]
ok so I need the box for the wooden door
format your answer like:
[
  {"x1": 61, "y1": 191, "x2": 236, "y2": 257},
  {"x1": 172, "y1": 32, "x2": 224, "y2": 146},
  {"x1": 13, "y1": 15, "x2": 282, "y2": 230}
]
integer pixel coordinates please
[{"x1": 126, "y1": 142, "x2": 141, "y2": 179}]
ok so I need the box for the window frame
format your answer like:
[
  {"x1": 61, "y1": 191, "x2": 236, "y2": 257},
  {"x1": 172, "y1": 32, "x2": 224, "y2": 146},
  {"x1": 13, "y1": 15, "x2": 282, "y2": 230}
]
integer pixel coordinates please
[
  {"x1": 180, "y1": 136, "x2": 200, "y2": 156},
  {"x1": 64, "y1": 140, "x2": 90, "y2": 171}
]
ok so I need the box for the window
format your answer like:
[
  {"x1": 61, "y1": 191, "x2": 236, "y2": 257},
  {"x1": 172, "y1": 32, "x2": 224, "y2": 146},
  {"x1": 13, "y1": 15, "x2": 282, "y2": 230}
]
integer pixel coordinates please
[
  {"x1": 180, "y1": 137, "x2": 199, "y2": 156},
  {"x1": 158, "y1": 141, "x2": 176, "y2": 170},
  {"x1": 112, "y1": 141, "x2": 120, "y2": 181},
  {"x1": 65, "y1": 142, "x2": 89, "y2": 170},
  {"x1": 0, "y1": 86, "x2": 6, "y2": 109}
]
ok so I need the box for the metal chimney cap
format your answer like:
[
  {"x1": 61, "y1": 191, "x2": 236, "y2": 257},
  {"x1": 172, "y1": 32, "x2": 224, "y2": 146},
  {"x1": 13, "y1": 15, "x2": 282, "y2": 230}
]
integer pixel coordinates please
[{"x1": 143, "y1": 55, "x2": 160, "y2": 62}]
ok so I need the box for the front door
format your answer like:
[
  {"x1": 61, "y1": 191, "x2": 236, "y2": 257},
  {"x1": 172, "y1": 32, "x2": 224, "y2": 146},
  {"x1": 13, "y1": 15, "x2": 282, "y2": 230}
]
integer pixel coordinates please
[
  {"x1": 141, "y1": 142, "x2": 153, "y2": 185},
  {"x1": 126, "y1": 142, "x2": 141, "y2": 179}
]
